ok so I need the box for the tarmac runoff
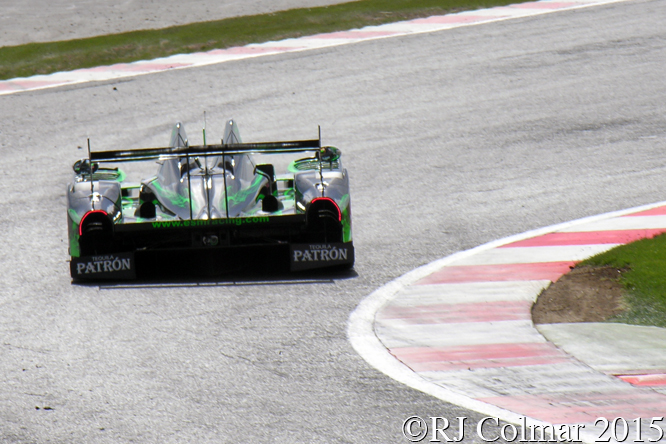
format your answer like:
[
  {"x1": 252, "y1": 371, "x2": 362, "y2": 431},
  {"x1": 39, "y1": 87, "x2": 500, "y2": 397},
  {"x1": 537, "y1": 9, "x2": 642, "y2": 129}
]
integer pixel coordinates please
[
  {"x1": 0, "y1": 0, "x2": 631, "y2": 96},
  {"x1": 348, "y1": 202, "x2": 666, "y2": 443}
]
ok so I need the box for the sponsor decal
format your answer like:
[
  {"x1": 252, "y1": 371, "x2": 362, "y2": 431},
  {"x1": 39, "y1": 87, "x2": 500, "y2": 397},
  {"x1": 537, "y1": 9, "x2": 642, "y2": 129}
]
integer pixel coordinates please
[
  {"x1": 290, "y1": 243, "x2": 353, "y2": 271},
  {"x1": 70, "y1": 252, "x2": 135, "y2": 279},
  {"x1": 150, "y1": 217, "x2": 270, "y2": 229}
]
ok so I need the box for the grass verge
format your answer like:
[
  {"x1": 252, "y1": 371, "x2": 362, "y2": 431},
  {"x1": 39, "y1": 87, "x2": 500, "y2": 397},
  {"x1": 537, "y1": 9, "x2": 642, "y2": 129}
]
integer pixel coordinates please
[
  {"x1": 0, "y1": 0, "x2": 520, "y2": 81},
  {"x1": 580, "y1": 233, "x2": 666, "y2": 328}
]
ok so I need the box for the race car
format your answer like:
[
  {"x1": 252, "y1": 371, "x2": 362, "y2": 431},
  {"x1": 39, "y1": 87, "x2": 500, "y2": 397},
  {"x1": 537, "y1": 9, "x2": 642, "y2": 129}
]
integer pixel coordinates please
[{"x1": 67, "y1": 120, "x2": 353, "y2": 280}]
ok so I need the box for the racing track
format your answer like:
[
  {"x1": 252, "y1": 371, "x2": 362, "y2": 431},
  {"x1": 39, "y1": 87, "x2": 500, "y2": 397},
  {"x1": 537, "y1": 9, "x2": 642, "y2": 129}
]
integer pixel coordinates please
[{"x1": 1, "y1": 0, "x2": 665, "y2": 442}]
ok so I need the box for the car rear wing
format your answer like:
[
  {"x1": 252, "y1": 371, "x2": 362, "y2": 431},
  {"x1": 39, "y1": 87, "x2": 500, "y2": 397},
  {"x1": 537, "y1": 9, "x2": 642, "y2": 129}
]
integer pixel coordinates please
[
  {"x1": 82, "y1": 134, "x2": 335, "y2": 222},
  {"x1": 89, "y1": 139, "x2": 322, "y2": 163}
]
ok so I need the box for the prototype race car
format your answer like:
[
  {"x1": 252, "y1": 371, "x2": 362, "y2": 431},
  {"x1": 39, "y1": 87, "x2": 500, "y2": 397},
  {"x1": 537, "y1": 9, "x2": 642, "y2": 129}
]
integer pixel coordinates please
[{"x1": 67, "y1": 120, "x2": 353, "y2": 280}]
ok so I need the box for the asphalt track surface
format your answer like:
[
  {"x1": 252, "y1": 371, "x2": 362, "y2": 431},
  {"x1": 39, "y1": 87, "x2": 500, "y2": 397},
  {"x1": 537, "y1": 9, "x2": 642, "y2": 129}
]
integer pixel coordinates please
[{"x1": 1, "y1": 0, "x2": 665, "y2": 442}]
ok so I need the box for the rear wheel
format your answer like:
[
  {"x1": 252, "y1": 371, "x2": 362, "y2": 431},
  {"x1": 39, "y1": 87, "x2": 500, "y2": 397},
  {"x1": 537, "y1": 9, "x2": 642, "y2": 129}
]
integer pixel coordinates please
[
  {"x1": 305, "y1": 198, "x2": 343, "y2": 243},
  {"x1": 79, "y1": 210, "x2": 114, "y2": 255}
]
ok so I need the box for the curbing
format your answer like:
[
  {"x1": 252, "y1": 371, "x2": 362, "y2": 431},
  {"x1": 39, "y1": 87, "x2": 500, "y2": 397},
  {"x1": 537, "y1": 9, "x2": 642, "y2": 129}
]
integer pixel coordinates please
[{"x1": 348, "y1": 200, "x2": 666, "y2": 443}]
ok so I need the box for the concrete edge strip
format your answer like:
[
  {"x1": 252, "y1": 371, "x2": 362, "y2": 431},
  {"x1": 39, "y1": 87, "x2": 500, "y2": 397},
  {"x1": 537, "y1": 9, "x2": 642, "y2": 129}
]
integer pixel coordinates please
[
  {"x1": 0, "y1": 0, "x2": 631, "y2": 97},
  {"x1": 347, "y1": 200, "x2": 666, "y2": 433}
]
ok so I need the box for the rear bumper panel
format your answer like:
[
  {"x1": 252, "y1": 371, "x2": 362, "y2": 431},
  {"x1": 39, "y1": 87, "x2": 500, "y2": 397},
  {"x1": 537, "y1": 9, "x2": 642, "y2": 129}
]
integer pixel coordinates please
[{"x1": 70, "y1": 217, "x2": 354, "y2": 279}]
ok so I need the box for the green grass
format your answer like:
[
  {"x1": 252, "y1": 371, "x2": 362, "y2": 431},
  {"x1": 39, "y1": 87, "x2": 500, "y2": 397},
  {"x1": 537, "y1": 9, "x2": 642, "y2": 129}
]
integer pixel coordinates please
[
  {"x1": 0, "y1": 0, "x2": 520, "y2": 81},
  {"x1": 581, "y1": 233, "x2": 666, "y2": 327}
]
